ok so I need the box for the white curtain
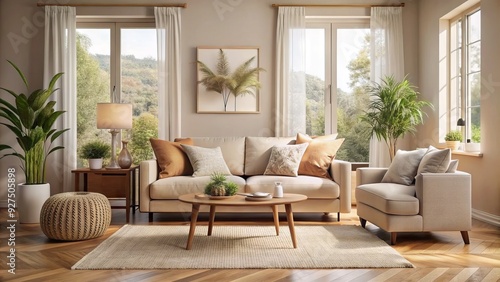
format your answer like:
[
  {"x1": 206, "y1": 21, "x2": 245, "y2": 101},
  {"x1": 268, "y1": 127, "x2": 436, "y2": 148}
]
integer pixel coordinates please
[
  {"x1": 369, "y1": 7, "x2": 404, "y2": 167},
  {"x1": 155, "y1": 7, "x2": 182, "y2": 141},
  {"x1": 44, "y1": 6, "x2": 77, "y2": 193},
  {"x1": 275, "y1": 7, "x2": 306, "y2": 137}
]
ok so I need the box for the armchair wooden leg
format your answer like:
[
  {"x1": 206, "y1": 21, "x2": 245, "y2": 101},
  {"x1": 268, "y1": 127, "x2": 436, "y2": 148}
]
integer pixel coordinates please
[
  {"x1": 149, "y1": 212, "x2": 153, "y2": 222},
  {"x1": 461, "y1": 231, "x2": 470, "y2": 244},
  {"x1": 390, "y1": 232, "x2": 397, "y2": 245},
  {"x1": 337, "y1": 212, "x2": 340, "y2": 222},
  {"x1": 360, "y1": 218, "x2": 366, "y2": 228}
]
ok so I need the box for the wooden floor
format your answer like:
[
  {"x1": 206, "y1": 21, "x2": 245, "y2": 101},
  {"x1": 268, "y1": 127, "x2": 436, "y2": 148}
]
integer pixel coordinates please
[{"x1": 0, "y1": 207, "x2": 499, "y2": 282}]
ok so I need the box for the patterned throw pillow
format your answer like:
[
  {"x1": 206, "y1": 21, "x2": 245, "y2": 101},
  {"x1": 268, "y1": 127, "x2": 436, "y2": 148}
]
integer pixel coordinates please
[
  {"x1": 264, "y1": 143, "x2": 309, "y2": 177},
  {"x1": 180, "y1": 144, "x2": 231, "y2": 177},
  {"x1": 150, "y1": 138, "x2": 193, "y2": 179}
]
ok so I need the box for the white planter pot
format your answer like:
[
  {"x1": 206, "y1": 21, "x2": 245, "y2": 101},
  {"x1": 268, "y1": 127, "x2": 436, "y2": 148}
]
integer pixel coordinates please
[
  {"x1": 445, "y1": 141, "x2": 460, "y2": 151},
  {"x1": 89, "y1": 158, "x2": 103, "y2": 170},
  {"x1": 465, "y1": 143, "x2": 481, "y2": 152},
  {"x1": 18, "y1": 183, "x2": 50, "y2": 224}
]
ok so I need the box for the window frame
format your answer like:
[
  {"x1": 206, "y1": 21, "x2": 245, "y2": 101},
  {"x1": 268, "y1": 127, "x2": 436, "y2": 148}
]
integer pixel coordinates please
[{"x1": 447, "y1": 5, "x2": 480, "y2": 143}]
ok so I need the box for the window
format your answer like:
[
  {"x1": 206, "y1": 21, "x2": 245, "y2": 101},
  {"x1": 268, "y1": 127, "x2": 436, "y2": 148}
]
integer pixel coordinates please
[
  {"x1": 449, "y1": 7, "x2": 481, "y2": 143},
  {"x1": 76, "y1": 21, "x2": 158, "y2": 166},
  {"x1": 305, "y1": 20, "x2": 371, "y2": 162}
]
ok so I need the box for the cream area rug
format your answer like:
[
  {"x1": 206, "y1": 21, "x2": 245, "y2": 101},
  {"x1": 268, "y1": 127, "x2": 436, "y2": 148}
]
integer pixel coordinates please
[{"x1": 72, "y1": 225, "x2": 413, "y2": 269}]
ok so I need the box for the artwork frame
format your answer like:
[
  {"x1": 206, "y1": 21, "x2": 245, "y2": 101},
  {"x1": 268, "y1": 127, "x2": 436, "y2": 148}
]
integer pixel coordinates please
[{"x1": 197, "y1": 46, "x2": 261, "y2": 114}]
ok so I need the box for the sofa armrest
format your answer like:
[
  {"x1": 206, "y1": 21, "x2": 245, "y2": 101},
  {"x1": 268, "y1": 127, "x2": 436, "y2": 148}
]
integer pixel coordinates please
[
  {"x1": 356, "y1": 167, "x2": 388, "y2": 185},
  {"x1": 416, "y1": 171, "x2": 471, "y2": 231},
  {"x1": 139, "y1": 160, "x2": 159, "y2": 212},
  {"x1": 331, "y1": 159, "x2": 352, "y2": 213}
]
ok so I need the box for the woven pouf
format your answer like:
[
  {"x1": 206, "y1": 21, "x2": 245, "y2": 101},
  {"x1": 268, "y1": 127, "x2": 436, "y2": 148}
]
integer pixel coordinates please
[{"x1": 40, "y1": 192, "x2": 111, "y2": 241}]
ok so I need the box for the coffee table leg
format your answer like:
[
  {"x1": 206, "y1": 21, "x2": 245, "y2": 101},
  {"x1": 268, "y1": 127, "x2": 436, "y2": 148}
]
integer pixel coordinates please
[
  {"x1": 272, "y1": 205, "x2": 279, "y2": 235},
  {"x1": 285, "y1": 204, "x2": 297, "y2": 248},
  {"x1": 186, "y1": 204, "x2": 200, "y2": 250},
  {"x1": 208, "y1": 205, "x2": 216, "y2": 236}
]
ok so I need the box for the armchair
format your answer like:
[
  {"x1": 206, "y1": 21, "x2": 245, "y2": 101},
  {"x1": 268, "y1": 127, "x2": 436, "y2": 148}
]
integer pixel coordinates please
[{"x1": 355, "y1": 167, "x2": 471, "y2": 245}]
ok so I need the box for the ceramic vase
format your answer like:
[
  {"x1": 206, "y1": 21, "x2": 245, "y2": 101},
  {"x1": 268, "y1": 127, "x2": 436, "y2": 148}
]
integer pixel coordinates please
[{"x1": 118, "y1": 141, "x2": 132, "y2": 169}]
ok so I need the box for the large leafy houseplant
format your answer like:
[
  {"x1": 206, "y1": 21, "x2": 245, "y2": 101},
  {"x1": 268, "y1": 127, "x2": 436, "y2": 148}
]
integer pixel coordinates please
[
  {"x1": 361, "y1": 75, "x2": 432, "y2": 161},
  {"x1": 198, "y1": 49, "x2": 264, "y2": 111},
  {"x1": 0, "y1": 60, "x2": 69, "y2": 184}
]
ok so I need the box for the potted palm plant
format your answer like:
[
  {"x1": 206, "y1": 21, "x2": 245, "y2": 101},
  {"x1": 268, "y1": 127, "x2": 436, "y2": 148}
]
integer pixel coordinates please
[
  {"x1": 0, "y1": 60, "x2": 68, "y2": 223},
  {"x1": 361, "y1": 75, "x2": 432, "y2": 161},
  {"x1": 79, "y1": 140, "x2": 110, "y2": 170}
]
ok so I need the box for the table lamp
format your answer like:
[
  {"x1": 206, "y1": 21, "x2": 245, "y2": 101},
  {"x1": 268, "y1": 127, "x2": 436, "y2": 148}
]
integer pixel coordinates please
[{"x1": 97, "y1": 103, "x2": 133, "y2": 169}]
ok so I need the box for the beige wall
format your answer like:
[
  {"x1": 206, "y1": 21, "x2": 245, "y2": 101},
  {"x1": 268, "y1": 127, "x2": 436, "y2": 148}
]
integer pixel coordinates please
[{"x1": 418, "y1": 0, "x2": 500, "y2": 222}]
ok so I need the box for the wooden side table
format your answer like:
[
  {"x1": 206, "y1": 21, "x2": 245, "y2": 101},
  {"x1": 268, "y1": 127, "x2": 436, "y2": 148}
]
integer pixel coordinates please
[{"x1": 71, "y1": 165, "x2": 139, "y2": 223}]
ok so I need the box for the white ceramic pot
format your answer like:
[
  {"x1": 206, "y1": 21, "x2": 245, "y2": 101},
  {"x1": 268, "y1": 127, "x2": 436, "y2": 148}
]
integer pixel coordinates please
[
  {"x1": 445, "y1": 141, "x2": 460, "y2": 151},
  {"x1": 18, "y1": 183, "x2": 50, "y2": 224},
  {"x1": 465, "y1": 143, "x2": 481, "y2": 152},
  {"x1": 88, "y1": 158, "x2": 103, "y2": 170}
]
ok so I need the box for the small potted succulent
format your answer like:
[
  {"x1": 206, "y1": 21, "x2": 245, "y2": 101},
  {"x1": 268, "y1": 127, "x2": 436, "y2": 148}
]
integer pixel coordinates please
[
  {"x1": 444, "y1": 130, "x2": 463, "y2": 151},
  {"x1": 79, "y1": 140, "x2": 111, "y2": 169},
  {"x1": 204, "y1": 172, "x2": 238, "y2": 197}
]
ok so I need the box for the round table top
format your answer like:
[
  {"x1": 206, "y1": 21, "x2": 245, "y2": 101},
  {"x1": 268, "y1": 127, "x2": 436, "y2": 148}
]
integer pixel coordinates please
[{"x1": 178, "y1": 193, "x2": 307, "y2": 207}]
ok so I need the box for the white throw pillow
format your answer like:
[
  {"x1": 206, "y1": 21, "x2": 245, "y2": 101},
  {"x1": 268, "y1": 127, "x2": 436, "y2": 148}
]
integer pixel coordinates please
[
  {"x1": 180, "y1": 145, "x2": 231, "y2": 177},
  {"x1": 416, "y1": 146, "x2": 451, "y2": 175},
  {"x1": 264, "y1": 143, "x2": 309, "y2": 177},
  {"x1": 382, "y1": 149, "x2": 427, "y2": 185},
  {"x1": 446, "y1": 159, "x2": 459, "y2": 173}
]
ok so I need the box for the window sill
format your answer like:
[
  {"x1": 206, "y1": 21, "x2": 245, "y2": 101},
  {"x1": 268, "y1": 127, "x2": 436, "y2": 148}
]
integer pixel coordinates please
[{"x1": 451, "y1": 150, "x2": 483, "y2": 157}]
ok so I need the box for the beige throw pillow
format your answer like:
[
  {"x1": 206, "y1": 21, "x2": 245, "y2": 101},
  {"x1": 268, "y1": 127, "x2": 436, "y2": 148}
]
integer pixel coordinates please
[
  {"x1": 382, "y1": 149, "x2": 427, "y2": 185},
  {"x1": 150, "y1": 138, "x2": 194, "y2": 179},
  {"x1": 416, "y1": 146, "x2": 451, "y2": 175},
  {"x1": 181, "y1": 145, "x2": 231, "y2": 177},
  {"x1": 264, "y1": 143, "x2": 309, "y2": 177},
  {"x1": 296, "y1": 133, "x2": 344, "y2": 179},
  {"x1": 446, "y1": 159, "x2": 459, "y2": 173}
]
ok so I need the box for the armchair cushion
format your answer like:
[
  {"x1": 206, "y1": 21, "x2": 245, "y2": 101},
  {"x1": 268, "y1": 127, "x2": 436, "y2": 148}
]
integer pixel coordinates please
[
  {"x1": 382, "y1": 149, "x2": 426, "y2": 185},
  {"x1": 356, "y1": 183, "x2": 419, "y2": 215},
  {"x1": 416, "y1": 146, "x2": 451, "y2": 175}
]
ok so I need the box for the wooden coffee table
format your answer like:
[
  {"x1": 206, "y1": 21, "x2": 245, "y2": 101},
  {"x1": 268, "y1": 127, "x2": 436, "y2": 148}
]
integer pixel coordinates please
[{"x1": 178, "y1": 193, "x2": 307, "y2": 250}]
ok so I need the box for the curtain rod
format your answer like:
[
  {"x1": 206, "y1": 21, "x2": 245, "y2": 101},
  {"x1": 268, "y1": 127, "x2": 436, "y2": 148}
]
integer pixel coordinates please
[
  {"x1": 37, "y1": 2, "x2": 187, "y2": 8},
  {"x1": 271, "y1": 3, "x2": 404, "y2": 8}
]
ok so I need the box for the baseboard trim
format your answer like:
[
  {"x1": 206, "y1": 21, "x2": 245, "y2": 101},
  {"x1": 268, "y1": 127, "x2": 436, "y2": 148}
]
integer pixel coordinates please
[{"x1": 472, "y1": 208, "x2": 500, "y2": 227}]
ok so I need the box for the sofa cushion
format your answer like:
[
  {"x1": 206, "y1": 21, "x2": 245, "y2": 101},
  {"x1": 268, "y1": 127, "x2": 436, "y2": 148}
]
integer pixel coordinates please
[
  {"x1": 246, "y1": 175, "x2": 340, "y2": 199},
  {"x1": 296, "y1": 133, "x2": 344, "y2": 179},
  {"x1": 416, "y1": 146, "x2": 451, "y2": 176},
  {"x1": 244, "y1": 137, "x2": 295, "y2": 175},
  {"x1": 150, "y1": 175, "x2": 246, "y2": 200},
  {"x1": 150, "y1": 138, "x2": 194, "y2": 179},
  {"x1": 181, "y1": 145, "x2": 231, "y2": 177},
  {"x1": 264, "y1": 143, "x2": 309, "y2": 176},
  {"x1": 356, "y1": 183, "x2": 419, "y2": 216},
  {"x1": 190, "y1": 137, "x2": 246, "y2": 175},
  {"x1": 382, "y1": 149, "x2": 427, "y2": 185}
]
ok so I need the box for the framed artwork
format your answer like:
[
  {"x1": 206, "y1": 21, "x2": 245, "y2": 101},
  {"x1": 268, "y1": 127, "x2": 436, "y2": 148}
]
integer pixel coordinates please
[{"x1": 197, "y1": 47, "x2": 261, "y2": 113}]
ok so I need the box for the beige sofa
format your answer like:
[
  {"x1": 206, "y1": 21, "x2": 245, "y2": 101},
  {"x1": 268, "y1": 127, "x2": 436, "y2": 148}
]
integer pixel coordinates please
[
  {"x1": 140, "y1": 136, "x2": 351, "y2": 221},
  {"x1": 356, "y1": 167, "x2": 472, "y2": 245}
]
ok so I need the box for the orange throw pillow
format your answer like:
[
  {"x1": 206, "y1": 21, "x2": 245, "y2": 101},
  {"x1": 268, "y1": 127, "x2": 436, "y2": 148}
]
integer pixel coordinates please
[
  {"x1": 150, "y1": 138, "x2": 194, "y2": 178},
  {"x1": 296, "y1": 133, "x2": 344, "y2": 179}
]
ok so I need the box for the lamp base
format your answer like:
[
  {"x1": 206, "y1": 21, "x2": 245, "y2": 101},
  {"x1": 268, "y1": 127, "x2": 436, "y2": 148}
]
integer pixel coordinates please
[{"x1": 106, "y1": 129, "x2": 122, "y2": 170}]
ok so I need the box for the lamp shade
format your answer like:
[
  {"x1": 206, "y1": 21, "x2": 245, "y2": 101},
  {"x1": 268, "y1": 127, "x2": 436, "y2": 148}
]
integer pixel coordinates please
[{"x1": 96, "y1": 103, "x2": 133, "y2": 129}]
